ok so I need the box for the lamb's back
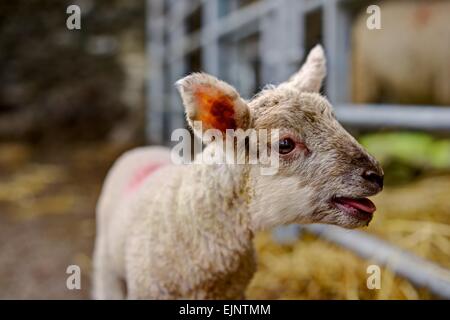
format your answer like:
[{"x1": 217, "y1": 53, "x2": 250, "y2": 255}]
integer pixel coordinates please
[
  {"x1": 95, "y1": 146, "x2": 173, "y2": 275},
  {"x1": 96, "y1": 146, "x2": 172, "y2": 224}
]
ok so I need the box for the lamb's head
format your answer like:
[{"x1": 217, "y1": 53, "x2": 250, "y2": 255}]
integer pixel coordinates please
[{"x1": 176, "y1": 45, "x2": 383, "y2": 230}]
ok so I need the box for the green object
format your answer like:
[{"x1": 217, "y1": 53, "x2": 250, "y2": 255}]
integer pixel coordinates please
[{"x1": 359, "y1": 132, "x2": 450, "y2": 185}]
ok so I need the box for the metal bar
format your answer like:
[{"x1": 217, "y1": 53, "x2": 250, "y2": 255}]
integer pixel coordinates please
[
  {"x1": 277, "y1": 0, "x2": 299, "y2": 81},
  {"x1": 146, "y1": 0, "x2": 166, "y2": 144},
  {"x1": 335, "y1": 104, "x2": 450, "y2": 131},
  {"x1": 217, "y1": 0, "x2": 277, "y2": 36},
  {"x1": 202, "y1": 0, "x2": 220, "y2": 76},
  {"x1": 259, "y1": 1, "x2": 281, "y2": 84},
  {"x1": 260, "y1": 0, "x2": 302, "y2": 85},
  {"x1": 305, "y1": 224, "x2": 450, "y2": 299},
  {"x1": 167, "y1": 1, "x2": 188, "y2": 143},
  {"x1": 303, "y1": 0, "x2": 325, "y2": 13},
  {"x1": 167, "y1": 0, "x2": 277, "y2": 61},
  {"x1": 286, "y1": 0, "x2": 304, "y2": 67},
  {"x1": 323, "y1": 0, "x2": 351, "y2": 104},
  {"x1": 166, "y1": 0, "x2": 203, "y2": 33}
]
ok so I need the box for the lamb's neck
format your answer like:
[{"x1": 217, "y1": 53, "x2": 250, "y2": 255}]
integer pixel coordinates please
[{"x1": 182, "y1": 163, "x2": 254, "y2": 252}]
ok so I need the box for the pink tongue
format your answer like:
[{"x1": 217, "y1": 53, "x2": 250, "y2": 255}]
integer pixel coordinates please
[{"x1": 339, "y1": 198, "x2": 376, "y2": 213}]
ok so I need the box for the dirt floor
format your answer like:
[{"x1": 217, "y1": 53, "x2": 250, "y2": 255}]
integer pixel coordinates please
[
  {"x1": 0, "y1": 142, "x2": 448, "y2": 299},
  {"x1": 0, "y1": 142, "x2": 124, "y2": 299}
]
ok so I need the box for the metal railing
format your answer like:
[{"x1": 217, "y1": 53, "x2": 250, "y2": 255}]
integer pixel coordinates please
[{"x1": 147, "y1": 0, "x2": 450, "y2": 144}]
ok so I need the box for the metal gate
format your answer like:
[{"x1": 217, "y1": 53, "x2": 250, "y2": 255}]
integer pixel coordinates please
[{"x1": 146, "y1": 0, "x2": 450, "y2": 144}]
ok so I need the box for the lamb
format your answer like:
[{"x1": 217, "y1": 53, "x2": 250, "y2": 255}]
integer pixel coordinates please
[
  {"x1": 92, "y1": 45, "x2": 384, "y2": 299},
  {"x1": 352, "y1": 0, "x2": 450, "y2": 105}
]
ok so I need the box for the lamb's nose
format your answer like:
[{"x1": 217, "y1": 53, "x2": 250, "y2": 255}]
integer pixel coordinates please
[{"x1": 363, "y1": 170, "x2": 384, "y2": 189}]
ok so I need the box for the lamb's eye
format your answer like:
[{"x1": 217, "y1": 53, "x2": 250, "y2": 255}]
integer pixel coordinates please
[{"x1": 279, "y1": 138, "x2": 296, "y2": 154}]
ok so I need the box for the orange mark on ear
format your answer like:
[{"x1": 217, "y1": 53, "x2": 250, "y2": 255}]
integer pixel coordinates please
[{"x1": 194, "y1": 87, "x2": 236, "y2": 132}]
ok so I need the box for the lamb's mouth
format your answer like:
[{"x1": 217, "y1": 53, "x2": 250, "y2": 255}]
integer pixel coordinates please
[{"x1": 332, "y1": 196, "x2": 376, "y2": 221}]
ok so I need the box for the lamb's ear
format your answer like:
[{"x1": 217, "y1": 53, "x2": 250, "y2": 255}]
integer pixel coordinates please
[
  {"x1": 176, "y1": 73, "x2": 250, "y2": 136},
  {"x1": 282, "y1": 44, "x2": 326, "y2": 93}
]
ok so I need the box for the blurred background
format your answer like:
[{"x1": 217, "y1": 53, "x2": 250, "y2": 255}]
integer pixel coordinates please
[{"x1": 0, "y1": 0, "x2": 449, "y2": 299}]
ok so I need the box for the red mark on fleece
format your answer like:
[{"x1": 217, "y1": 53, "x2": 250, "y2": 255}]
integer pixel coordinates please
[
  {"x1": 125, "y1": 162, "x2": 166, "y2": 194},
  {"x1": 194, "y1": 87, "x2": 237, "y2": 132},
  {"x1": 414, "y1": 4, "x2": 432, "y2": 27}
]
